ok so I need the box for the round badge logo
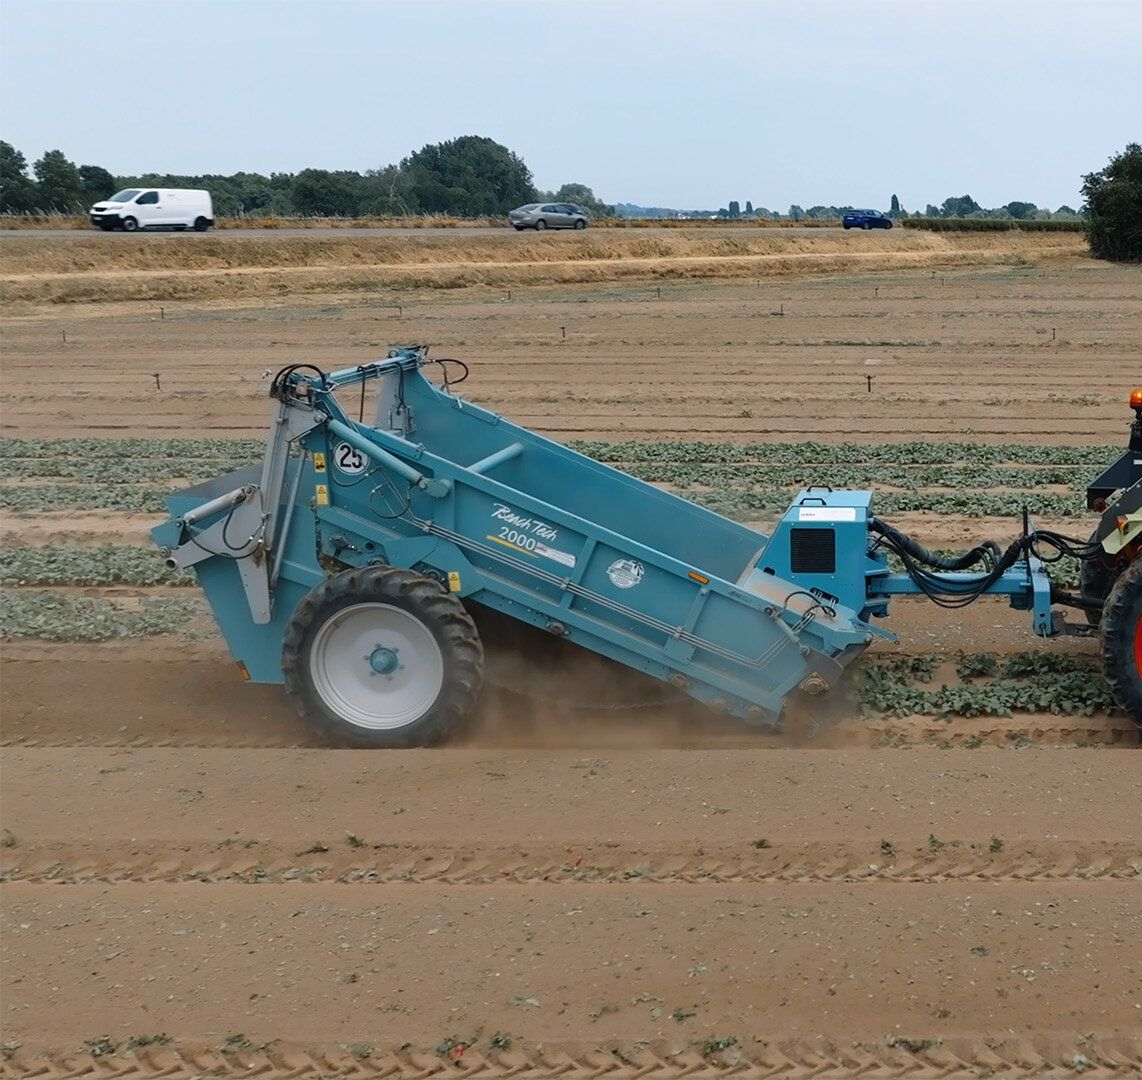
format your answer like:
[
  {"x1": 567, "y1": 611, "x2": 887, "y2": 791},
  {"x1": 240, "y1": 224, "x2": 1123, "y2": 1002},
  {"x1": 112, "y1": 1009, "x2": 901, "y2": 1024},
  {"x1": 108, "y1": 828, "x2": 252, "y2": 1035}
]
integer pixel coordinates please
[{"x1": 607, "y1": 558, "x2": 645, "y2": 589}]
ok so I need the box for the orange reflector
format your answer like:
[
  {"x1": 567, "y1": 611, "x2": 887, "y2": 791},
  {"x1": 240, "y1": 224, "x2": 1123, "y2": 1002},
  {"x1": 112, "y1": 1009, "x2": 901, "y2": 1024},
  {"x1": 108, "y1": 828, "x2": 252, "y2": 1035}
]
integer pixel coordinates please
[
  {"x1": 1119, "y1": 516, "x2": 1130, "y2": 532},
  {"x1": 1132, "y1": 388, "x2": 1142, "y2": 409},
  {"x1": 689, "y1": 571, "x2": 710, "y2": 584},
  {"x1": 236, "y1": 661, "x2": 251, "y2": 682}
]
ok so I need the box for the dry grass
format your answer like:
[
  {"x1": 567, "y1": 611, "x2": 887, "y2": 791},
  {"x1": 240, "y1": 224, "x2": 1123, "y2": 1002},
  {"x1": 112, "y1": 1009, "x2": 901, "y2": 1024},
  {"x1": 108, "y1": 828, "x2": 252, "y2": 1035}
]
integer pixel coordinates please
[{"x1": 0, "y1": 229, "x2": 1085, "y2": 307}]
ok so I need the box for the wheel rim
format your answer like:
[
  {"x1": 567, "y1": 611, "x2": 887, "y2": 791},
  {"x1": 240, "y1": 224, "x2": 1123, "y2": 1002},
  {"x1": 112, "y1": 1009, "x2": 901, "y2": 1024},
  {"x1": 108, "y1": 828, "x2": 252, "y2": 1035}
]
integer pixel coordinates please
[{"x1": 309, "y1": 602, "x2": 444, "y2": 730}]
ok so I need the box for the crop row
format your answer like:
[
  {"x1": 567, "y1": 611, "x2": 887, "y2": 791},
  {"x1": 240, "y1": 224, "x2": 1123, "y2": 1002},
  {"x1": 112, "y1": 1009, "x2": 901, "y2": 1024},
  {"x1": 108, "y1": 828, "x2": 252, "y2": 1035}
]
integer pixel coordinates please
[
  {"x1": 0, "y1": 546, "x2": 191, "y2": 587},
  {"x1": 0, "y1": 456, "x2": 1092, "y2": 494},
  {"x1": 0, "y1": 542, "x2": 1084, "y2": 595},
  {"x1": 571, "y1": 440, "x2": 1113, "y2": 468},
  {"x1": 0, "y1": 437, "x2": 1112, "y2": 468},
  {"x1": 0, "y1": 481, "x2": 1090, "y2": 518},
  {"x1": 623, "y1": 461, "x2": 1088, "y2": 490},
  {"x1": 0, "y1": 590, "x2": 203, "y2": 641},
  {"x1": 697, "y1": 488, "x2": 1087, "y2": 519},
  {"x1": 857, "y1": 652, "x2": 1113, "y2": 717}
]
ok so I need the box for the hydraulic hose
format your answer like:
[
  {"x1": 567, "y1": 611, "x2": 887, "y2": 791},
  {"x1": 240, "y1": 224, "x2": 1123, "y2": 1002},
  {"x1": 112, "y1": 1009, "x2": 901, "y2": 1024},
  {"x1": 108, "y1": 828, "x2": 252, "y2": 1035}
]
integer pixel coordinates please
[{"x1": 868, "y1": 517, "x2": 1104, "y2": 610}]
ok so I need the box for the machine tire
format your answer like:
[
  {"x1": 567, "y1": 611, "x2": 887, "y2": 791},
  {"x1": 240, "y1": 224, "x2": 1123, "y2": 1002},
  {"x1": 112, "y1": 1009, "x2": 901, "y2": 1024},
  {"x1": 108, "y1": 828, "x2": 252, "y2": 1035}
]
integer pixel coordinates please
[
  {"x1": 121, "y1": 216, "x2": 138, "y2": 232},
  {"x1": 535, "y1": 219, "x2": 547, "y2": 230},
  {"x1": 193, "y1": 217, "x2": 209, "y2": 232},
  {"x1": 861, "y1": 221, "x2": 871, "y2": 230},
  {"x1": 1080, "y1": 528, "x2": 1118, "y2": 626},
  {"x1": 282, "y1": 565, "x2": 484, "y2": 748},
  {"x1": 1100, "y1": 556, "x2": 1142, "y2": 731},
  {"x1": 574, "y1": 218, "x2": 587, "y2": 230}
]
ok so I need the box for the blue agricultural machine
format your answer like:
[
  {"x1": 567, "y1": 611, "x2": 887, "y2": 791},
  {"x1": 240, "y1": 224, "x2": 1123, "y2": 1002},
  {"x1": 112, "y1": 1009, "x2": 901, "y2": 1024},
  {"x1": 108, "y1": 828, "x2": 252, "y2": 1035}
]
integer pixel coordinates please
[{"x1": 152, "y1": 350, "x2": 1142, "y2": 746}]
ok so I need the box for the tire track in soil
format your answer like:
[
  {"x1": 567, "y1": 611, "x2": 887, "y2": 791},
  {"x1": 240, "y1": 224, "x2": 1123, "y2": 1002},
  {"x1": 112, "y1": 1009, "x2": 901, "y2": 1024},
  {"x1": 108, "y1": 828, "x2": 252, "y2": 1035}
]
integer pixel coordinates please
[
  {"x1": 4, "y1": 839, "x2": 1139, "y2": 886},
  {"x1": 6, "y1": 1038, "x2": 1142, "y2": 1080}
]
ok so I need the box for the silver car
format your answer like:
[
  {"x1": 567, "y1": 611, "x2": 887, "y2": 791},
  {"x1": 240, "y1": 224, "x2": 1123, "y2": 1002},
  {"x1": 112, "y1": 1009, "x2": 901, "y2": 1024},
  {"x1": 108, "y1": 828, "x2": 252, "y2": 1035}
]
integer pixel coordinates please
[{"x1": 508, "y1": 202, "x2": 588, "y2": 230}]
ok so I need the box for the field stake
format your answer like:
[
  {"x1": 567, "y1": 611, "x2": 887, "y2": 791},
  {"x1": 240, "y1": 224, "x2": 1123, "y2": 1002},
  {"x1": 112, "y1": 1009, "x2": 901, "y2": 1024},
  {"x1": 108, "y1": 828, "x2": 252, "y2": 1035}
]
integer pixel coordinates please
[
  {"x1": 1052, "y1": 327, "x2": 1056, "y2": 341},
  {"x1": 561, "y1": 326, "x2": 566, "y2": 340},
  {"x1": 656, "y1": 287, "x2": 661, "y2": 300},
  {"x1": 874, "y1": 287, "x2": 879, "y2": 297},
  {"x1": 61, "y1": 330, "x2": 66, "y2": 343},
  {"x1": 152, "y1": 373, "x2": 162, "y2": 390},
  {"x1": 160, "y1": 307, "x2": 165, "y2": 320},
  {"x1": 866, "y1": 375, "x2": 874, "y2": 392}
]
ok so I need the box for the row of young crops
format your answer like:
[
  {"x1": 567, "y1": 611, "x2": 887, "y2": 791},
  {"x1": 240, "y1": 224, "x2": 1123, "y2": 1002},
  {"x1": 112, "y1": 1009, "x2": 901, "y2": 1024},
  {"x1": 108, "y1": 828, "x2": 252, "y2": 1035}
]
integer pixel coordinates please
[
  {"x1": 0, "y1": 437, "x2": 1102, "y2": 518},
  {"x1": 0, "y1": 436, "x2": 1118, "y2": 722}
]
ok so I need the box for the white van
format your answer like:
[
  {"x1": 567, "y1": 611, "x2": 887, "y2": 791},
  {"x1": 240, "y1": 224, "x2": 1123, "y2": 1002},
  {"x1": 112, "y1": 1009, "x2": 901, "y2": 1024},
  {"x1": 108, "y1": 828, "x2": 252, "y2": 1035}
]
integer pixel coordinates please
[{"x1": 90, "y1": 189, "x2": 214, "y2": 232}]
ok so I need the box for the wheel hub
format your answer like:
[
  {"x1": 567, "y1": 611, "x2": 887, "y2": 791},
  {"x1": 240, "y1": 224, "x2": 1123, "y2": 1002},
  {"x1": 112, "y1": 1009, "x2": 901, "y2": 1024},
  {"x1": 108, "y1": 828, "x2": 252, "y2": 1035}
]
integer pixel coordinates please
[{"x1": 367, "y1": 645, "x2": 400, "y2": 676}]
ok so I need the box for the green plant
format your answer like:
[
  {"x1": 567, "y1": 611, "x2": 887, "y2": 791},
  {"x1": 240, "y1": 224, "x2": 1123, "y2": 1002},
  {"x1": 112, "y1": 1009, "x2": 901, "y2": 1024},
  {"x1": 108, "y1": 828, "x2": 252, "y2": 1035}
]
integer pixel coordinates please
[
  {"x1": 1082, "y1": 143, "x2": 1142, "y2": 262},
  {"x1": 0, "y1": 591, "x2": 202, "y2": 641}
]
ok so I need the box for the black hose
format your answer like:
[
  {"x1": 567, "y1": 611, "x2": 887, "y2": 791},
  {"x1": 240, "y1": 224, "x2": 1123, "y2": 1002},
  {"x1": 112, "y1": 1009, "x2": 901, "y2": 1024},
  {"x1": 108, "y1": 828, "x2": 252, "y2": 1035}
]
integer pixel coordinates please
[
  {"x1": 869, "y1": 517, "x2": 1109, "y2": 611},
  {"x1": 269, "y1": 363, "x2": 327, "y2": 401},
  {"x1": 869, "y1": 516, "x2": 1001, "y2": 571}
]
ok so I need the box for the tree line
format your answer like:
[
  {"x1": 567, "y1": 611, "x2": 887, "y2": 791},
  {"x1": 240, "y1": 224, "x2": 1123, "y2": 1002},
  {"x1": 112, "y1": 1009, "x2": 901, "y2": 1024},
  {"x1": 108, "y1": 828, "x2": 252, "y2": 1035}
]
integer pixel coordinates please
[
  {"x1": 1, "y1": 136, "x2": 1136, "y2": 260},
  {"x1": 0, "y1": 135, "x2": 616, "y2": 219}
]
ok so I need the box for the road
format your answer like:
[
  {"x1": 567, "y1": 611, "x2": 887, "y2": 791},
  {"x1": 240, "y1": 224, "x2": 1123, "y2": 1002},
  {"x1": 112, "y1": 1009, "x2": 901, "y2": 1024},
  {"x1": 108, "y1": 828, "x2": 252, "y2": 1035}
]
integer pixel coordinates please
[{"x1": 0, "y1": 224, "x2": 843, "y2": 240}]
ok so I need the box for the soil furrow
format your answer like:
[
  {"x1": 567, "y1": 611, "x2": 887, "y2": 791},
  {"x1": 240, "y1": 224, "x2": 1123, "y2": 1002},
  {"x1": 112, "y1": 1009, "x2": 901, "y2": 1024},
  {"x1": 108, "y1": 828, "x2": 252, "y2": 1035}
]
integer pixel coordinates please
[
  {"x1": 4, "y1": 840, "x2": 1139, "y2": 886},
  {"x1": 5, "y1": 1038, "x2": 1142, "y2": 1080}
]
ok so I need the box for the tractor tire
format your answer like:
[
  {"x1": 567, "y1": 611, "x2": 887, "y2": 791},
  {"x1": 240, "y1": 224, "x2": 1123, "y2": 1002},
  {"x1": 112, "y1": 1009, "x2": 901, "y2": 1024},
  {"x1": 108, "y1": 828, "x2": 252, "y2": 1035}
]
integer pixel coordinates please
[
  {"x1": 1100, "y1": 557, "x2": 1142, "y2": 731},
  {"x1": 1080, "y1": 528, "x2": 1118, "y2": 626},
  {"x1": 282, "y1": 565, "x2": 483, "y2": 748}
]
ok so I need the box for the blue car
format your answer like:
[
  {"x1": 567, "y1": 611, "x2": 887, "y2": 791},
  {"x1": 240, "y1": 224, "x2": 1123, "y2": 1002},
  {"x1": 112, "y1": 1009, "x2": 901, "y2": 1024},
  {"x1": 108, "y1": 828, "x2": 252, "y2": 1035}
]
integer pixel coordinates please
[{"x1": 842, "y1": 209, "x2": 893, "y2": 230}]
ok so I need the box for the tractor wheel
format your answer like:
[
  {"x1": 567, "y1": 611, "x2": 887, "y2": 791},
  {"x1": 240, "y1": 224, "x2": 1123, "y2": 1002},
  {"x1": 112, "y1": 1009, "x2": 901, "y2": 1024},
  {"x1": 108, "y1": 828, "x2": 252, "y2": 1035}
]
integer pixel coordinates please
[
  {"x1": 1080, "y1": 528, "x2": 1118, "y2": 626},
  {"x1": 1100, "y1": 557, "x2": 1142, "y2": 731},
  {"x1": 283, "y1": 565, "x2": 483, "y2": 747}
]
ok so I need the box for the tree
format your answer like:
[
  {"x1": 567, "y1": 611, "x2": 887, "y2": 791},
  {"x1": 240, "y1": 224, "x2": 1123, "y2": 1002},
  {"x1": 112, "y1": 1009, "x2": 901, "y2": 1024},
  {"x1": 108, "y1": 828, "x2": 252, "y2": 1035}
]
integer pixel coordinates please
[
  {"x1": 940, "y1": 194, "x2": 982, "y2": 218},
  {"x1": 745, "y1": 200, "x2": 753, "y2": 215},
  {"x1": 1003, "y1": 200, "x2": 1037, "y2": 220},
  {"x1": 788, "y1": 204, "x2": 804, "y2": 221},
  {"x1": 289, "y1": 169, "x2": 360, "y2": 216},
  {"x1": 889, "y1": 193, "x2": 901, "y2": 218},
  {"x1": 0, "y1": 141, "x2": 37, "y2": 213},
  {"x1": 1082, "y1": 143, "x2": 1142, "y2": 262},
  {"x1": 727, "y1": 200, "x2": 741, "y2": 219},
  {"x1": 78, "y1": 164, "x2": 115, "y2": 202},
  {"x1": 553, "y1": 182, "x2": 614, "y2": 217},
  {"x1": 33, "y1": 149, "x2": 84, "y2": 211},
  {"x1": 404, "y1": 136, "x2": 535, "y2": 216}
]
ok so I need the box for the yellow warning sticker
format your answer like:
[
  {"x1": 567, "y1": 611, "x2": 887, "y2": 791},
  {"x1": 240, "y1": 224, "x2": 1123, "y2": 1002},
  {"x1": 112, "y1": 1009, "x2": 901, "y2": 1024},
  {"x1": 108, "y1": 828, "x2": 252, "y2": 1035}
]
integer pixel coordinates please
[
  {"x1": 447, "y1": 571, "x2": 462, "y2": 592},
  {"x1": 313, "y1": 451, "x2": 326, "y2": 472},
  {"x1": 314, "y1": 484, "x2": 329, "y2": 506}
]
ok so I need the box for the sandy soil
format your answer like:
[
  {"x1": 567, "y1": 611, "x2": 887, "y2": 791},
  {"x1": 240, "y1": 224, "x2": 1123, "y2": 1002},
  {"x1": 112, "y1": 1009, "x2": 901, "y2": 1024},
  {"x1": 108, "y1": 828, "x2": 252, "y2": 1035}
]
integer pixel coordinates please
[
  {"x1": 3, "y1": 748, "x2": 1141, "y2": 1076},
  {"x1": 0, "y1": 258, "x2": 1136, "y2": 443},
  {"x1": 2, "y1": 245, "x2": 1141, "y2": 1074}
]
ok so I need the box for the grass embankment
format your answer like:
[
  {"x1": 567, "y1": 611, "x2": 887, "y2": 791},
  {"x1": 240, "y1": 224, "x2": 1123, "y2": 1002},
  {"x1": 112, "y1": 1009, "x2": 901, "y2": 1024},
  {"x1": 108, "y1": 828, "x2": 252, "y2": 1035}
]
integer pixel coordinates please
[{"x1": 0, "y1": 229, "x2": 1085, "y2": 305}]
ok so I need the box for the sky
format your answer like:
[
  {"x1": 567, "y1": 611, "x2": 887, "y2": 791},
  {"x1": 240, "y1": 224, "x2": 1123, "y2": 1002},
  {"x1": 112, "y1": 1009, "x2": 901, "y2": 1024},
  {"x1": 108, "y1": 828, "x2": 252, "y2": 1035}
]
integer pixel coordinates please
[{"x1": 1, "y1": 0, "x2": 1139, "y2": 212}]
